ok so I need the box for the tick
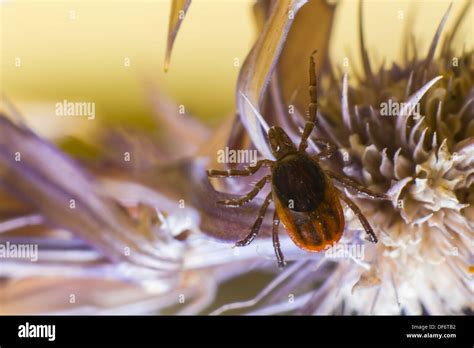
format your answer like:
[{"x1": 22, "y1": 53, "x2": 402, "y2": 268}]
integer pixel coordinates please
[{"x1": 208, "y1": 51, "x2": 388, "y2": 268}]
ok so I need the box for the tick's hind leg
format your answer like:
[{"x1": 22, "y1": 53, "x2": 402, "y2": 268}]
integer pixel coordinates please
[
  {"x1": 218, "y1": 175, "x2": 271, "y2": 207},
  {"x1": 327, "y1": 170, "x2": 389, "y2": 200},
  {"x1": 207, "y1": 159, "x2": 273, "y2": 178},
  {"x1": 235, "y1": 192, "x2": 272, "y2": 247},
  {"x1": 272, "y1": 211, "x2": 286, "y2": 268},
  {"x1": 337, "y1": 190, "x2": 378, "y2": 243}
]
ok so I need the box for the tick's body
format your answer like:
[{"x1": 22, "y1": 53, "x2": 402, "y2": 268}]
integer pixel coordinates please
[
  {"x1": 208, "y1": 51, "x2": 388, "y2": 267},
  {"x1": 272, "y1": 153, "x2": 326, "y2": 213},
  {"x1": 271, "y1": 152, "x2": 344, "y2": 252}
]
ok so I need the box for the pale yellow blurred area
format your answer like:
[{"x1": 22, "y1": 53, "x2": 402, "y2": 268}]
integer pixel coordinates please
[
  {"x1": 0, "y1": 0, "x2": 471, "y2": 138},
  {"x1": 331, "y1": 0, "x2": 472, "y2": 73},
  {"x1": 0, "y1": 0, "x2": 254, "y2": 136}
]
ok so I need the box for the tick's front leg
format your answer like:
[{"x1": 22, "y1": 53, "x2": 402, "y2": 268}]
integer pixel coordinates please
[
  {"x1": 312, "y1": 139, "x2": 338, "y2": 160},
  {"x1": 207, "y1": 159, "x2": 273, "y2": 178}
]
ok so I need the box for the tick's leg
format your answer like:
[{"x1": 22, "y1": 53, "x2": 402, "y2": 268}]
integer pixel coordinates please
[
  {"x1": 338, "y1": 191, "x2": 378, "y2": 243},
  {"x1": 207, "y1": 159, "x2": 273, "y2": 178},
  {"x1": 218, "y1": 175, "x2": 271, "y2": 207},
  {"x1": 327, "y1": 170, "x2": 389, "y2": 200},
  {"x1": 272, "y1": 211, "x2": 286, "y2": 268},
  {"x1": 235, "y1": 192, "x2": 272, "y2": 247},
  {"x1": 299, "y1": 50, "x2": 318, "y2": 152},
  {"x1": 312, "y1": 139, "x2": 338, "y2": 160}
]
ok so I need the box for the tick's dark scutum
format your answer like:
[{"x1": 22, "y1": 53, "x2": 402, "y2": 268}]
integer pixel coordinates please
[{"x1": 272, "y1": 153, "x2": 326, "y2": 212}]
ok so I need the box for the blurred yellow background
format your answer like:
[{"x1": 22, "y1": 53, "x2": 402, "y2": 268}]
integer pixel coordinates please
[{"x1": 0, "y1": 0, "x2": 471, "y2": 138}]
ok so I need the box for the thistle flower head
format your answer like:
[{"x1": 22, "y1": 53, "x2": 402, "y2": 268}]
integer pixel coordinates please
[{"x1": 209, "y1": 0, "x2": 473, "y2": 315}]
